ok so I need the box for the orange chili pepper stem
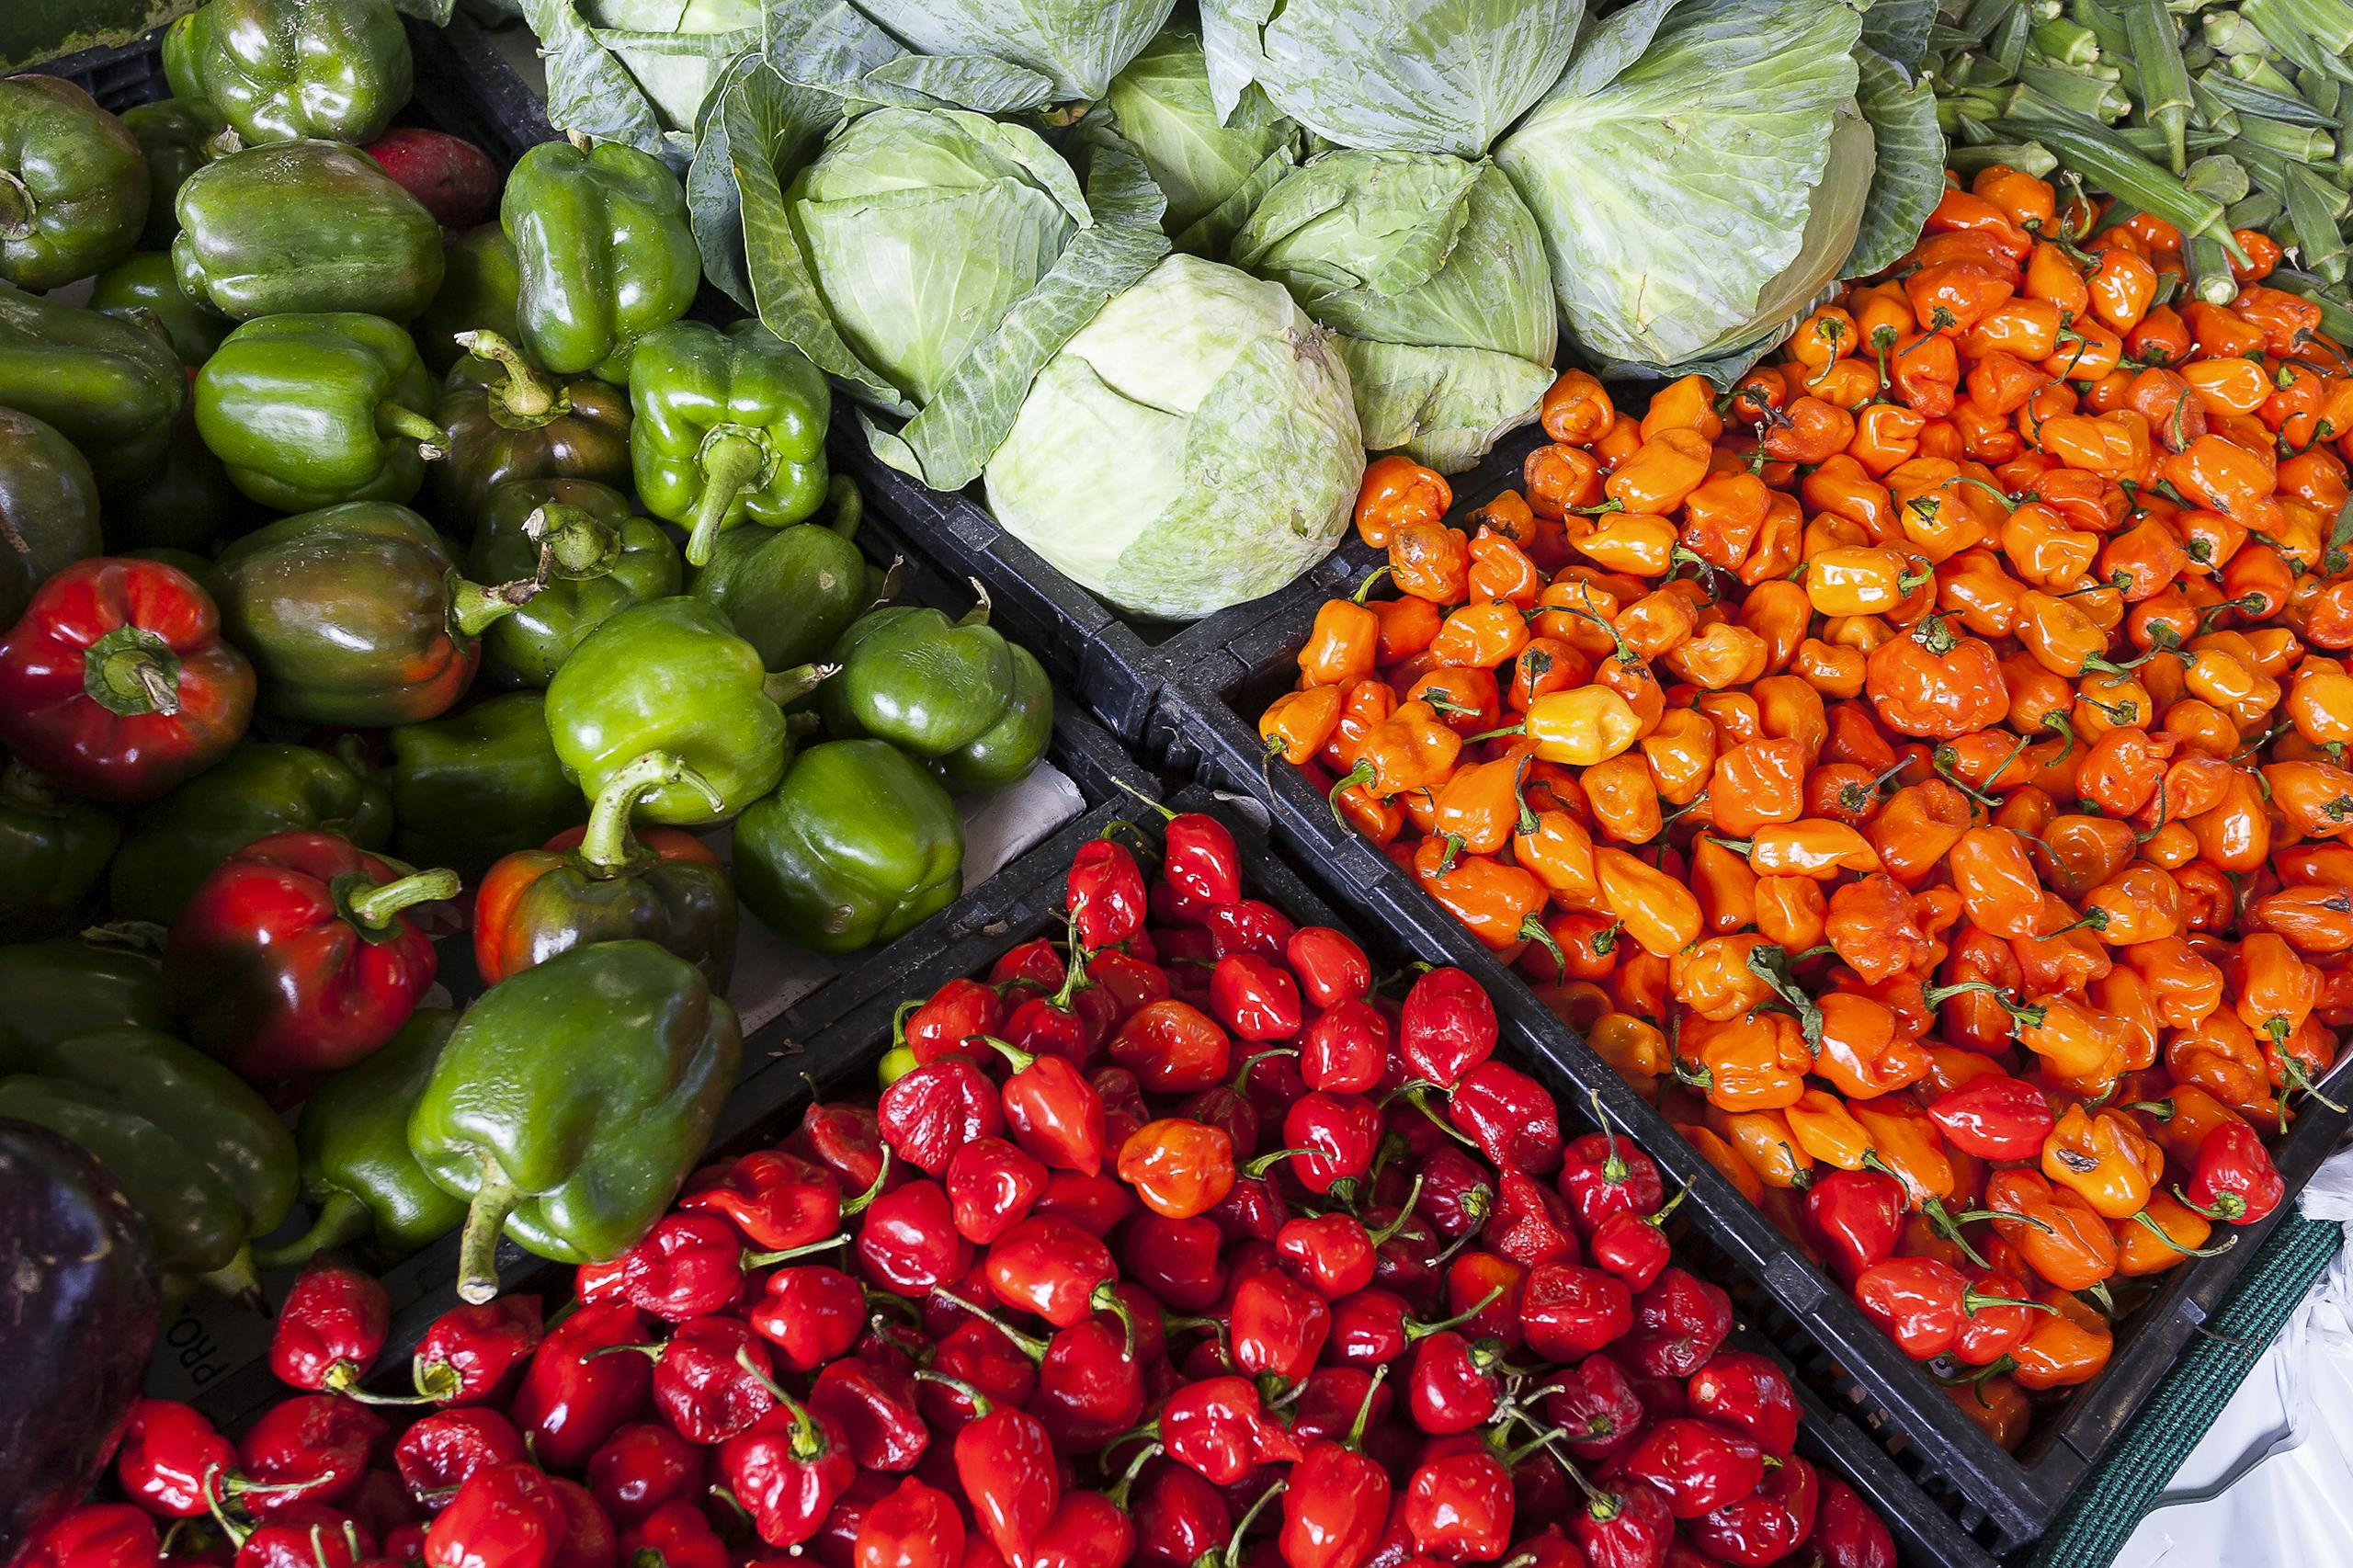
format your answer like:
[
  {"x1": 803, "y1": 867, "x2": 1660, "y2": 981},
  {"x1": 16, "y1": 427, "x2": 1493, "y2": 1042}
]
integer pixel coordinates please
[
  {"x1": 2085, "y1": 1282, "x2": 2116, "y2": 1316},
  {"x1": 2124, "y1": 1098, "x2": 2175, "y2": 1122},
  {"x1": 1840, "y1": 760, "x2": 1914, "y2": 814},
  {"x1": 1351, "y1": 565, "x2": 1392, "y2": 604},
  {"x1": 2053, "y1": 571, "x2": 2132, "y2": 600},
  {"x1": 1920, "y1": 980, "x2": 2046, "y2": 1031},
  {"x1": 1460, "y1": 723, "x2": 1527, "y2": 745},
  {"x1": 1954, "y1": 475, "x2": 2020, "y2": 512},
  {"x1": 2128, "y1": 1209, "x2": 2237, "y2": 1257},
  {"x1": 1938, "y1": 1356, "x2": 2018, "y2": 1392},
  {"x1": 1567, "y1": 497, "x2": 1628, "y2": 517}
]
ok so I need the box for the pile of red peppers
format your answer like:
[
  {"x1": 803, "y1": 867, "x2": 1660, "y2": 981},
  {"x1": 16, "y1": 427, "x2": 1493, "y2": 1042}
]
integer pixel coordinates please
[{"x1": 32, "y1": 813, "x2": 1905, "y2": 1568}]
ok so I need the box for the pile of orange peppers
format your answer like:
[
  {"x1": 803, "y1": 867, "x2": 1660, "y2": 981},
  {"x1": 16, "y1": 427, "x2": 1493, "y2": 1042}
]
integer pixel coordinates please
[{"x1": 1259, "y1": 165, "x2": 2353, "y2": 1451}]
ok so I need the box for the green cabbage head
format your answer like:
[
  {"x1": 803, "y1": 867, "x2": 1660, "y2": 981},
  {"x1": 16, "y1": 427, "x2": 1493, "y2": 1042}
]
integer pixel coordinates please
[
  {"x1": 852, "y1": 0, "x2": 1176, "y2": 101},
  {"x1": 1233, "y1": 151, "x2": 1554, "y2": 473},
  {"x1": 984, "y1": 255, "x2": 1363, "y2": 622},
  {"x1": 1105, "y1": 28, "x2": 1299, "y2": 256},
  {"x1": 785, "y1": 108, "x2": 1087, "y2": 413}
]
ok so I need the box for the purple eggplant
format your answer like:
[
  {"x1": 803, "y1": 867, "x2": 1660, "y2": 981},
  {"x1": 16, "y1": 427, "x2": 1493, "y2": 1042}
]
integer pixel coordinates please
[{"x1": 1, "y1": 1118, "x2": 159, "y2": 1562}]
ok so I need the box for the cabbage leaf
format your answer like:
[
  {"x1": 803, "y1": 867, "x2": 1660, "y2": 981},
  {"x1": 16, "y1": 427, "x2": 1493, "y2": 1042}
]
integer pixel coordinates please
[
  {"x1": 1199, "y1": 0, "x2": 1580, "y2": 157},
  {"x1": 1105, "y1": 28, "x2": 1299, "y2": 256},
  {"x1": 1495, "y1": 0, "x2": 1865, "y2": 369},
  {"x1": 850, "y1": 0, "x2": 1176, "y2": 101},
  {"x1": 1847, "y1": 47, "x2": 1946, "y2": 277}
]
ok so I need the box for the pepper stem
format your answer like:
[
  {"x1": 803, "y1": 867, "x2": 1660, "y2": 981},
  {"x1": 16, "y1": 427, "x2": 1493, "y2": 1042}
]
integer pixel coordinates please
[
  {"x1": 376, "y1": 402, "x2": 450, "y2": 460},
  {"x1": 760, "y1": 661, "x2": 837, "y2": 707},
  {"x1": 81, "y1": 624, "x2": 184, "y2": 718},
  {"x1": 457, "y1": 1166, "x2": 519, "y2": 1304},
  {"x1": 957, "y1": 578, "x2": 995, "y2": 631},
  {"x1": 740, "y1": 1235, "x2": 848, "y2": 1269},
  {"x1": 2131, "y1": 1208, "x2": 2239, "y2": 1256},
  {"x1": 683, "y1": 429, "x2": 773, "y2": 568},
  {"x1": 578, "y1": 751, "x2": 725, "y2": 873},
  {"x1": 912, "y1": 1368, "x2": 992, "y2": 1416},
  {"x1": 446, "y1": 571, "x2": 542, "y2": 639},
  {"x1": 344, "y1": 867, "x2": 461, "y2": 930},
  {"x1": 455, "y1": 329, "x2": 564, "y2": 424},
  {"x1": 1342, "y1": 1361, "x2": 1389, "y2": 1449},
  {"x1": 842, "y1": 1143, "x2": 892, "y2": 1217},
  {"x1": 0, "y1": 171, "x2": 31, "y2": 241},
  {"x1": 1404, "y1": 1282, "x2": 1508, "y2": 1343},
  {"x1": 1223, "y1": 1480, "x2": 1287, "y2": 1568},
  {"x1": 1109, "y1": 775, "x2": 1179, "y2": 823},
  {"x1": 821, "y1": 475, "x2": 863, "y2": 540},
  {"x1": 1367, "y1": 1174, "x2": 1424, "y2": 1245},
  {"x1": 732, "y1": 1346, "x2": 831, "y2": 1460},
  {"x1": 524, "y1": 504, "x2": 623, "y2": 579},
  {"x1": 930, "y1": 1288, "x2": 1049, "y2": 1362},
  {"x1": 251, "y1": 1192, "x2": 372, "y2": 1271}
]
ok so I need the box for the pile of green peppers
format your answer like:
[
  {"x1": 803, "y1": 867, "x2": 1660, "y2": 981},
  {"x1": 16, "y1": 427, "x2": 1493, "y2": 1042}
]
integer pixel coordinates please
[{"x1": 0, "y1": 0, "x2": 1061, "y2": 1310}]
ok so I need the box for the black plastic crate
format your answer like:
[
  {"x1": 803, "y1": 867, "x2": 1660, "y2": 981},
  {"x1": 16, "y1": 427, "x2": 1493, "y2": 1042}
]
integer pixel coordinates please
[{"x1": 1147, "y1": 490, "x2": 2353, "y2": 1553}]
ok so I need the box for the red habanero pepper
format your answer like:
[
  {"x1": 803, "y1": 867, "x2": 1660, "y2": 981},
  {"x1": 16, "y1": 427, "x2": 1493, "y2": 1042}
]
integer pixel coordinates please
[
  {"x1": 268, "y1": 1257, "x2": 394, "y2": 1399},
  {"x1": 1300, "y1": 999, "x2": 1391, "y2": 1094},
  {"x1": 857, "y1": 1179, "x2": 970, "y2": 1298},
  {"x1": 1289, "y1": 926, "x2": 1373, "y2": 1007},
  {"x1": 749, "y1": 1265, "x2": 865, "y2": 1372},
  {"x1": 0, "y1": 556, "x2": 254, "y2": 804},
  {"x1": 1484, "y1": 1169, "x2": 1582, "y2": 1268},
  {"x1": 1404, "y1": 1448, "x2": 1516, "y2": 1562},
  {"x1": 620, "y1": 1504, "x2": 725, "y2": 1568},
  {"x1": 422, "y1": 1462, "x2": 567, "y2": 1568},
  {"x1": 983, "y1": 1035, "x2": 1108, "y2": 1176},
  {"x1": 1280, "y1": 1090, "x2": 1382, "y2": 1197},
  {"x1": 939, "y1": 1385, "x2": 1060, "y2": 1566},
  {"x1": 163, "y1": 830, "x2": 457, "y2": 1083},
  {"x1": 1281, "y1": 1369, "x2": 1394, "y2": 1568},
  {"x1": 640, "y1": 1316, "x2": 777, "y2": 1445},
  {"x1": 1586, "y1": 1181, "x2": 1692, "y2": 1290},
  {"x1": 1688, "y1": 1350, "x2": 1802, "y2": 1457},
  {"x1": 1690, "y1": 1455, "x2": 1820, "y2": 1567},
  {"x1": 1559, "y1": 1115, "x2": 1666, "y2": 1233},
  {"x1": 1152, "y1": 802, "x2": 1244, "y2": 909},
  {"x1": 19, "y1": 1508, "x2": 162, "y2": 1568},
  {"x1": 510, "y1": 1302, "x2": 654, "y2": 1472},
  {"x1": 1803, "y1": 1168, "x2": 1908, "y2": 1280},
  {"x1": 394, "y1": 1407, "x2": 528, "y2": 1506},
  {"x1": 1399, "y1": 967, "x2": 1498, "y2": 1087},
  {"x1": 1624, "y1": 1267, "x2": 1733, "y2": 1378},
  {"x1": 947, "y1": 1135, "x2": 1050, "y2": 1243},
  {"x1": 1447, "y1": 1060, "x2": 1563, "y2": 1175},
  {"x1": 585, "y1": 1423, "x2": 702, "y2": 1524},
  {"x1": 115, "y1": 1399, "x2": 237, "y2": 1517},
  {"x1": 810, "y1": 1354, "x2": 930, "y2": 1471},
  {"x1": 1813, "y1": 1477, "x2": 1899, "y2": 1568},
  {"x1": 1927, "y1": 1074, "x2": 2056, "y2": 1162},
  {"x1": 1232, "y1": 1267, "x2": 1334, "y2": 1381},
  {"x1": 1209, "y1": 953, "x2": 1304, "y2": 1041},
  {"x1": 983, "y1": 1214, "x2": 1127, "y2": 1329},
  {"x1": 1067, "y1": 835, "x2": 1147, "y2": 950},
  {"x1": 1854, "y1": 1256, "x2": 2051, "y2": 1359},
  {"x1": 717, "y1": 1363, "x2": 856, "y2": 1550},
  {"x1": 409, "y1": 1296, "x2": 544, "y2": 1408},
  {"x1": 853, "y1": 1477, "x2": 965, "y2": 1568},
  {"x1": 678, "y1": 1148, "x2": 847, "y2": 1254},
  {"x1": 1161, "y1": 1376, "x2": 1300, "y2": 1485},
  {"x1": 1519, "y1": 1262, "x2": 1634, "y2": 1362},
  {"x1": 2181, "y1": 1120, "x2": 2287, "y2": 1223},
  {"x1": 235, "y1": 1393, "x2": 389, "y2": 1515},
  {"x1": 576, "y1": 1212, "x2": 747, "y2": 1322},
  {"x1": 1116, "y1": 1117, "x2": 1235, "y2": 1221},
  {"x1": 878, "y1": 1058, "x2": 1006, "y2": 1175},
  {"x1": 899, "y1": 979, "x2": 1004, "y2": 1066},
  {"x1": 1028, "y1": 1492, "x2": 1136, "y2": 1568},
  {"x1": 1620, "y1": 1417, "x2": 1769, "y2": 1518},
  {"x1": 1540, "y1": 1352, "x2": 1646, "y2": 1460}
]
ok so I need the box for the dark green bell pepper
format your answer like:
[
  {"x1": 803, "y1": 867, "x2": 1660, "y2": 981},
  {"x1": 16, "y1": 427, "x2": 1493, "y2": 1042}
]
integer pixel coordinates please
[
  {"x1": 108, "y1": 739, "x2": 392, "y2": 925},
  {"x1": 415, "y1": 222, "x2": 520, "y2": 375},
  {"x1": 0, "y1": 404, "x2": 100, "y2": 626},
  {"x1": 163, "y1": 0, "x2": 411, "y2": 146},
  {"x1": 545, "y1": 596, "x2": 818, "y2": 826},
  {"x1": 0, "y1": 75, "x2": 148, "y2": 290},
  {"x1": 0, "y1": 283, "x2": 185, "y2": 494},
  {"x1": 386, "y1": 691, "x2": 585, "y2": 878},
  {"x1": 89, "y1": 251, "x2": 231, "y2": 368},
  {"x1": 428, "y1": 329, "x2": 632, "y2": 525},
  {"x1": 0, "y1": 760, "x2": 118, "y2": 942},
  {"x1": 822, "y1": 590, "x2": 1017, "y2": 756},
  {"x1": 216, "y1": 502, "x2": 538, "y2": 727},
  {"x1": 0, "y1": 937, "x2": 169, "y2": 1058},
  {"x1": 0, "y1": 1024, "x2": 297, "y2": 1301},
  {"x1": 469, "y1": 480, "x2": 680, "y2": 687},
  {"x1": 503, "y1": 139, "x2": 697, "y2": 383},
  {"x1": 175, "y1": 139, "x2": 443, "y2": 322},
  {"x1": 256, "y1": 1007, "x2": 464, "y2": 1270},
  {"x1": 733, "y1": 739, "x2": 965, "y2": 954},
  {"x1": 119, "y1": 98, "x2": 234, "y2": 248},
  {"x1": 689, "y1": 474, "x2": 870, "y2": 671},
  {"x1": 410, "y1": 938, "x2": 740, "y2": 1301},
  {"x1": 630, "y1": 319, "x2": 830, "y2": 568},
  {"x1": 194, "y1": 312, "x2": 446, "y2": 510},
  {"x1": 103, "y1": 406, "x2": 249, "y2": 554},
  {"x1": 937, "y1": 643, "x2": 1053, "y2": 794}
]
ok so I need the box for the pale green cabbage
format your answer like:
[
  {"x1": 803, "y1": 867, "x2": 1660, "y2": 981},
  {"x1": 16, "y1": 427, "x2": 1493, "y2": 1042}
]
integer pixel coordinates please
[
  {"x1": 784, "y1": 108, "x2": 1086, "y2": 411},
  {"x1": 1495, "y1": 0, "x2": 1874, "y2": 371},
  {"x1": 1104, "y1": 28, "x2": 1299, "y2": 256},
  {"x1": 574, "y1": 0, "x2": 759, "y2": 131},
  {"x1": 1200, "y1": 0, "x2": 1579, "y2": 156},
  {"x1": 1232, "y1": 151, "x2": 1553, "y2": 473},
  {"x1": 984, "y1": 254, "x2": 1362, "y2": 621},
  {"x1": 852, "y1": 0, "x2": 1176, "y2": 101}
]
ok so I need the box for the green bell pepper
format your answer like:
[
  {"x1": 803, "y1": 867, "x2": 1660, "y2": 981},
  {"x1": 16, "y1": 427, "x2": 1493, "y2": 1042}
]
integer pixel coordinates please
[
  {"x1": 469, "y1": 480, "x2": 680, "y2": 687},
  {"x1": 0, "y1": 404, "x2": 100, "y2": 626},
  {"x1": 544, "y1": 596, "x2": 819, "y2": 826},
  {"x1": 429, "y1": 329, "x2": 632, "y2": 524},
  {"x1": 689, "y1": 474, "x2": 870, "y2": 671},
  {"x1": 163, "y1": 0, "x2": 412, "y2": 147},
  {"x1": 410, "y1": 939, "x2": 740, "y2": 1301},
  {"x1": 821, "y1": 591, "x2": 1018, "y2": 756},
  {"x1": 104, "y1": 407, "x2": 248, "y2": 554},
  {"x1": 108, "y1": 739, "x2": 392, "y2": 925},
  {"x1": 0, "y1": 75, "x2": 147, "y2": 290},
  {"x1": 89, "y1": 251, "x2": 231, "y2": 368},
  {"x1": 0, "y1": 760, "x2": 119, "y2": 942},
  {"x1": 256, "y1": 1007, "x2": 464, "y2": 1269},
  {"x1": 0, "y1": 284, "x2": 185, "y2": 494},
  {"x1": 217, "y1": 502, "x2": 539, "y2": 727},
  {"x1": 386, "y1": 691, "x2": 585, "y2": 878},
  {"x1": 119, "y1": 98, "x2": 234, "y2": 248},
  {"x1": 502, "y1": 139, "x2": 697, "y2": 382},
  {"x1": 0, "y1": 937, "x2": 169, "y2": 1058},
  {"x1": 733, "y1": 739, "x2": 965, "y2": 954},
  {"x1": 0, "y1": 1024, "x2": 298, "y2": 1301},
  {"x1": 194, "y1": 312, "x2": 447, "y2": 511},
  {"x1": 175, "y1": 140, "x2": 443, "y2": 322},
  {"x1": 630, "y1": 319, "x2": 830, "y2": 569},
  {"x1": 415, "y1": 222, "x2": 520, "y2": 375},
  {"x1": 937, "y1": 643, "x2": 1053, "y2": 793}
]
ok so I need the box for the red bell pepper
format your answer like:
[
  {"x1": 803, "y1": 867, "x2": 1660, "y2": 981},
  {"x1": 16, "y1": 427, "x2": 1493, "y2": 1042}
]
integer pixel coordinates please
[
  {"x1": 163, "y1": 830, "x2": 457, "y2": 1082},
  {"x1": 0, "y1": 556, "x2": 253, "y2": 804}
]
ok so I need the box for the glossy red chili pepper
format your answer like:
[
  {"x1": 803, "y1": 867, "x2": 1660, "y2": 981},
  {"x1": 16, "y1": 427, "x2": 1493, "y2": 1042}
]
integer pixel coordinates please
[
  {"x1": 393, "y1": 1408, "x2": 526, "y2": 1507},
  {"x1": 1855, "y1": 1256, "x2": 2046, "y2": 1360},
  {"x1": 1624, "y1": 1267, "x2": 1733, "y2": 1379},
  {"x1": 1399, "y1": 968, "x2": 1498, "y2": 1088},
  {"x1": 266, "y1": 1258, "x2": 393, "y2": 1398},
  {"x1": 1813, "y1": 1477, "x2": 1898, "y2": 1568},
  {"x1": 1280, "y1": 1091, "x2": 1382, "y2": 1197},
  {"x1": 164, "y1": 830, "x2": 453, "y2": 1083},
  {"x1": 1518, "y1": 1262, "x2": 1633, "y2": 1362},
  {"x1": 1113, "y1": 1217, "x2": 1222, "y2": 1319},
  {"x1": 580, "y1": 1213, "x2": 747, "y2": 1322},
  {"x1": 1109, "y1": 999, "x2": 1233, "y2": 1094},
  {"x1": 983, "y1": 1036, "x2": 1108, "y2": 1176},
  {"x1": 639, "y1": 1315, "x2": 775, "y2": 1444},
  {"x1": 718, "y1": 1368, "x2": 856, "y2": 1550},
  {"x1": 1159, "y1": 1375, "x2": 1294, "y2": 1485},
  {"x1": 1133, "y1": 1462, "x2": 1230, "y2": 1568},
  {"x1": 982, "y1": 1213, "x2": 1129, "y2": 1332},
  {"x1": 1068, "y1": 835, "x2": 1148, "y2": 949},
  {"x1": 852, "y1": 1477, "x2": 965, "y2": 1568},
  {"x1": 231, "y1": 1504, "x2": 370, "y2": 1568},
  {"x1": 878, "y1": 1059, "x2": 1006, "y2": 1176},
  {"x1": 1230, "y1": 1267, "x2": 1333, "y2": 1382},
  {"x1": 585, "y1": 1423, "x2": 702, "y2": 1525},
  {"x1": 1410, "y1": 1146, "x2": 1497, "y2": 1239},
  {"x1": 858, "y1": 1179, "x2": 972, "y2": 1298},
  {"x1": 1275, "y1": 1211, "x2": 1381, "y2": 1300},
  {"x1": 1407, "y1": 1330, "x2": 1508, "y2": 1434},
  {"x1": 1540, "y1": 1351, "x2": 1647, "y2": 1460},
  {"x1": 1689, "y1": 1454, "x2": 1820, "y2": 1567},
  {"x1": 1567, "y1": 1462, "x2": 1675, "y2": 1568},
  {"x1": 2183, "y1": 1120, "x2": 2287, "y2": 1223},
  {"x1": 942, "y1": 1390, "x2": 1061, "y2": 1566},
  {"x1": 1685, "y1": 1350, "x2": 1801, "y2": 1458},
  {"x1": 1161, "y1": 812, "x2": 1243, "y2": 909},
  {"x1": 1558, "y1": 1121, "x2": 1665, "y2": 1234},
  {"x1": 900, "y1": 979, "x2": 1004, "y2": 1066},
  {"x1": 1034, "y1": 1317, "x2": 1148, "y2": 1450},
  {"x1": 1803, "y1": 1168, "x2": 1909, "y2": 1281},
  {"x1": 1952, "y1": 1268, "x2": 2044, "y2": 1367},
  {"x1": 115, "y1": 1399, "x2": 237, "y2": 1517},
  {"x1": 510, "y1": 1302, "x2": 654, "y2": 1472},
  {"x1": 1280, "y1": 1369, "x2": 1392, "y2": 1568},
  {"x1": 618, "y1": 1502, "x2": 725, "y2": 1568},
  {"x1": 422, "y1": 1462, "x2": 566, "y2": 1568},
  {"x1": 1927, "y1": 1074, "x2": 2055, "y2": 1162},
  {"x1": 921, "y1": 1321, "x2": 1039, "y2": 1434},
  {"x1": 19, "y1": 1506, "x2": 163, "y2": 1568},
  {"x1": 678, "y1": 1150, "x2": 846, "y2": 1253},
  {"x1": 1587, "y1": 1182, "x2": 1688, "y2": 1291},
  {"x1": 411, "y1": 1296, "x2": 543, "y2": 1407},
  {"x1": 1447, "y1": 1060, "x2": 1563, "y2": 1175},
  {"x1": 1201, "y1": 898, "x2": 1295, "y2": 960},
  {"x1": 740, "y1": 1266, "x2": 861, "y2": 1375},
  {"x1": 1209, "y1": 954, "x2": 1304, "y2": 1042},
  {"x1": 1299, "y1": 1000, "x2": 1390, "y2": 1095},
  {"x1": 1404, "y1": 1447, "x2": 1516, "y2": 1562},
  {"x1": 788, "y1": 1101, "x2": 890, "y2": 1194},
  {"x1": 1288, "y1": 926, "x2": 1373, "y2": 1008},
  {"x1": 800, "y1": 1355, "x2": 925, "y2": 1473},
  {"x1": 943, "y1": 1135, "x2": 1049, "y2": 1245},
  {"x1": 236, "y1": 1395, "x2": 389, "y2": 1515}
]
